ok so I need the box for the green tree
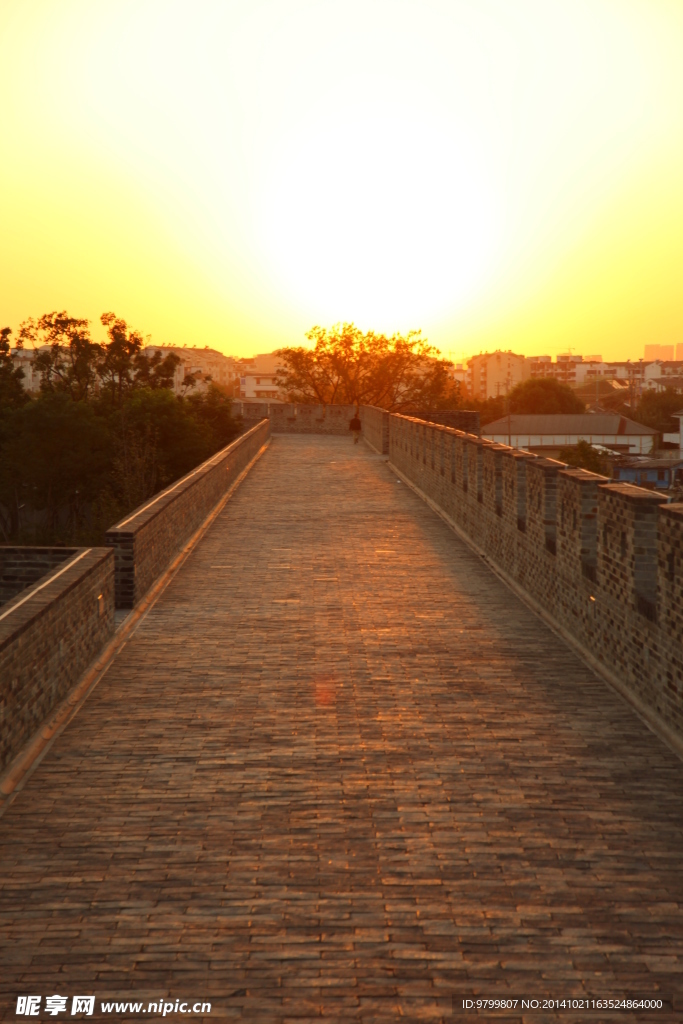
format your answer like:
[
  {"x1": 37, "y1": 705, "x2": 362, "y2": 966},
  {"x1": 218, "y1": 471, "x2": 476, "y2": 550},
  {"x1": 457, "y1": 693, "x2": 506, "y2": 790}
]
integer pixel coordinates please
[
  {"x1": 558, "y1": 439, "x2": 607, "y2": 475},
  {"x1": 115, "y1": 388, "x2": 213, "y2": 486},
  {"x1": 186, "y1": 384, "x2": 240, "y2": 450},
  {"x1": 2, "y1": 393, "x2": 111, "y2": 540},
  {"x1": 508, "y1": 377, "x2": 585, "y2": 415},
  {"x1": 632, "y1": 388, "x2": 682, "y2": 436}
]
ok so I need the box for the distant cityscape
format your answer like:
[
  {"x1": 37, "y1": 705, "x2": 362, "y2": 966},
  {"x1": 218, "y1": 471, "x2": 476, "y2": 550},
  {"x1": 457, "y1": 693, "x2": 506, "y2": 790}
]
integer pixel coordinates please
[{"x1": 10, "y1": 342, "x2": 683, "y2": 404}]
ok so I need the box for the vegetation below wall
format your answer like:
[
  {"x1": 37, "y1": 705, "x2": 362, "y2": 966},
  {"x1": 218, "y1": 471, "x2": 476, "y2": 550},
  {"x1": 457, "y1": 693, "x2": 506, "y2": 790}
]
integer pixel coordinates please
[{"x1": 0, "y1": 319, "x2": 240, "y2": 546}]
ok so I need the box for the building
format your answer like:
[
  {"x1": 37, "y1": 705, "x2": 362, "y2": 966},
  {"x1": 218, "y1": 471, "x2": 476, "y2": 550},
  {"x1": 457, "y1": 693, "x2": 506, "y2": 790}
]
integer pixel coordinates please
[
  {"x1": 482, "y1": 413, "x2": 657, "y2": 455},
  {"x1": 611, "y1": 458, "x2": 683, "y2": 491},
  {"x1": 466, "y1": 351, "x2": 529, "y2": 400},
  {"x1": 10, "y1": 348, "x2": 41, "y2": 392},
  {"x1": 644, "y1": 344, "x2": 676, "y2": 360},
  {"x1": 238, "y1": 353, "x2": 284, "y2": 400},
  {"x1": 144, "y1": 346, "x2": 241, "y2": 395}
]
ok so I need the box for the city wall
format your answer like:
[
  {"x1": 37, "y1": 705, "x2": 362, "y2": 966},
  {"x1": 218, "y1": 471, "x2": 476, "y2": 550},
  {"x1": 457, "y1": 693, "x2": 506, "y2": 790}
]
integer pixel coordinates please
[
  {"x1": 1, "y1": 421, "x2": 270, "y2": 780},
  {"x1": 0, "y1": 547, "x2": 114, "y2": 773},
  {"x1": 234, "y1": 401, "x2": 356, "y2": 435},
  {"x1": 106, "y1": 418, "x2": 270, "y2": 608},
  {"x1": 385, "y1": 412, "x2": 683, "y2": 748}
]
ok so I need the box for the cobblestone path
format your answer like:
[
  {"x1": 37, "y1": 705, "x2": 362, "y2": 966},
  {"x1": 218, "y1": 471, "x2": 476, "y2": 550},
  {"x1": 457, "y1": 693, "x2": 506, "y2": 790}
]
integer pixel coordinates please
[{"x1": 1, "y1": 436, "x2": 683, "y2": 1023}]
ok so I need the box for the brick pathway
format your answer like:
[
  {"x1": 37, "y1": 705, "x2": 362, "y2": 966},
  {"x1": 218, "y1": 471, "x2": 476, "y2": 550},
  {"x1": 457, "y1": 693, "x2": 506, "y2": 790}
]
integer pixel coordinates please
[{"x1": 1, "y1": 436, "x2": 682, "y2": 1023}]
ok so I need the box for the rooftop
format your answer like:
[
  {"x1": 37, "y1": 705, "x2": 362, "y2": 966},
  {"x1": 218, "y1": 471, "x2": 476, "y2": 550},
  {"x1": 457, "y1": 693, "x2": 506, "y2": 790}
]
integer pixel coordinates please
[{"x1": 483, "y1": 414, "x2": 657, "y2": 436}]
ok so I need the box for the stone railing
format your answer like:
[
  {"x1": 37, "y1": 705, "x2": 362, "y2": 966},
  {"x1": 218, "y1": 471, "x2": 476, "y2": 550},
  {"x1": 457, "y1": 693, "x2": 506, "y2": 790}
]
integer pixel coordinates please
[
  {"x1": 106, "y1": 418, "x2": 270, "y2": 608},
  {"x1": 387, "y1": 413, "x2": 683, "y2": 748},
  {"x1": 0, "y1": 547, "x2": 114, "y2": 772}
]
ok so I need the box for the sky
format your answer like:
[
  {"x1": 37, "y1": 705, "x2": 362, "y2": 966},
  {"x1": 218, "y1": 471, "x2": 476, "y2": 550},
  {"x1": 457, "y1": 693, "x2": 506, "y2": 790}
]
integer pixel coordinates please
[{"x1": 1, "y1": 0, "x2": 683, "y2": 362}]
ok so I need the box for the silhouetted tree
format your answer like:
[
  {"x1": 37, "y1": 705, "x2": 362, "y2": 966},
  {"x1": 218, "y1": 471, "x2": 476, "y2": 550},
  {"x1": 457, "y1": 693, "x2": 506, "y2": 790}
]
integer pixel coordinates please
[
  {"x1": 18, "y1": 312, "x2": 101, "y2": 401},
  {"x1": 276, "y1": 323, "x2": 456, "y2": 412},
  {"x1": 633, "y1": 388, "x2": 682, "y2": 436},
  {"x1": 508, "y1": 378, "x2": 585, "y2": 415},
  {"x1": 0, "y1": 327, "x2": 28, "y2": 410}
]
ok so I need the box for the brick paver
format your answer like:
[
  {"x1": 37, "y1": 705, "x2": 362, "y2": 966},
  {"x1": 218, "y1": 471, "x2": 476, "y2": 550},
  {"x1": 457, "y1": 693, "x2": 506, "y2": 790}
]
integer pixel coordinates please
[{"x1": 1, "y1": 436, "x2": 682, "y2": 1022}]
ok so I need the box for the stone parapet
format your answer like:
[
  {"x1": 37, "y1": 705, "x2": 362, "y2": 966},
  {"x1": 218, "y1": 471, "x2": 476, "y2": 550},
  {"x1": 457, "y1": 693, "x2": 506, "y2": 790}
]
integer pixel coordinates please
[
  {"x1": 382, "y1": 409, "x2": 683, "y2": 746},
  {"x1": 0, "y1": 547, "x2": 114, "y2": 772},
  {"x1": 106, "y1": 419, "x2": 270, "y2": 608},
  {"x1": 234, "y1": 401, "x2": 355, "y2": 435},
  {"x1": 360, "y1": 406, "x2": 390, "y2": 453}
]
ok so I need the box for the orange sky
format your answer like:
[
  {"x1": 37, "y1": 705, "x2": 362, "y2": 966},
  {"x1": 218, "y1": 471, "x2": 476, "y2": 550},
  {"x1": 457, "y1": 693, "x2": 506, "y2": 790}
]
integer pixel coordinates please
[{"x1": 1, "y1": 0, "x2": 683, "y2": 363}]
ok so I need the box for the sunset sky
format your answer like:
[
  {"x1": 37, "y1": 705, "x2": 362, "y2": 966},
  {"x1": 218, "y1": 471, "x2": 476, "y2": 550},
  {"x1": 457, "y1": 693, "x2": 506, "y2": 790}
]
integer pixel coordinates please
[{"x1": 1, "y1": 0, "x2": 683, "y2": 362}]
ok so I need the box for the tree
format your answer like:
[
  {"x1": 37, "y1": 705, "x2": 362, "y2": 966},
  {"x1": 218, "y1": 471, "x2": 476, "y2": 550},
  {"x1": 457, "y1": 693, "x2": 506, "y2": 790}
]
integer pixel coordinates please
[
  {"x1": 632, "y1": 388, "x2": 682, "y2": 436},
  {"x1": 97, "y1": 313, "x2": 181, "y2": 405},
  {"x1": 186, "y1": 384, "x2": 240, "y2": 450},
  {"x1": 508, "y1": 378, "x2": 585, "y2": 415},
  {"x1": 276, "y1": 323, "x2": 456, "y2": 413},
  {"x1": 18, "y1": 312, "x2": 101, "y2": 401},
  {"x1": 558, "y1": 440, "x2": 607, "y2": 475},
  {"x1": 98, "y1": 312, "x2": 144, "y2": 405},
  {"x1": 132, "y1": 346, "x2": 181, "y2": 392},
  {"x1": 2, "y1": 392, "x2": 111, "y2": 540},
  {"x1": 0, "y1": 327, "x2": 28, "y2": 410}
]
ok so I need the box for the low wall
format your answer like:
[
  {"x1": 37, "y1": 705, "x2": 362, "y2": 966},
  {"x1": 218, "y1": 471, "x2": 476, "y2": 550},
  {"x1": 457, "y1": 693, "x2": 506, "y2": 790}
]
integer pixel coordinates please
[
  {"x1": 0, "y1": 547, "x2": 114, "y2": 773},
  {"x1": 0, "y1": 547, "x2": 77, "y2": 606},
  {"x1": 234, "y1": 401, "x2": 355, "y2": 435},
  {"x1": 387, "y1": 413, "x2": 683, "y2": 746},
  {"x1": 106, "y1": 419, "x2": 270, "y2": 608}
]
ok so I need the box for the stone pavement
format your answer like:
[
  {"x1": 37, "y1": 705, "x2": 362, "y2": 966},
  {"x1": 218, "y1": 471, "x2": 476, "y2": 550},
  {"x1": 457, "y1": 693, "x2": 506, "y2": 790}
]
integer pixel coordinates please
[{"x1": 1, "y1": 435, "x2": 682, "y2": 1023}]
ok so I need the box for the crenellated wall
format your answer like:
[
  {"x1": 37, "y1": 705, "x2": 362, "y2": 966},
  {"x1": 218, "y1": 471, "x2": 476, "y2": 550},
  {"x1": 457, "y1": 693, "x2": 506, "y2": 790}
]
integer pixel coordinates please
[
  {"x1": 385, "y1": 412, "x2": 683, "y2": 747},
  {"x1": 234, "y1": 401, "x2": 356, "y2": 435},
  {"x1": 360, "y1": 406, "x2": 390, "y2": 454}
]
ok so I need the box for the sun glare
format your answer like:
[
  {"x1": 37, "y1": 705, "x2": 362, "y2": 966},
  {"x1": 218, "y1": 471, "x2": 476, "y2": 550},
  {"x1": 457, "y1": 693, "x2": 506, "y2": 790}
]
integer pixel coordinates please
[
  {"x1": 1, "y1": 0, "x2": 683, "y2": 356},
  {"x1": 257, "y1": 88, "x2": 501, "y2": 329}
]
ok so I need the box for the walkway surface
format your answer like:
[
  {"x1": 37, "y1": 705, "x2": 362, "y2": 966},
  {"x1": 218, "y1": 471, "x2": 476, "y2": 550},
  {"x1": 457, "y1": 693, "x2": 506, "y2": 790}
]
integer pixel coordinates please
[{"x1": 1, "y1": 436, "x2": 683, "y2": 1023}]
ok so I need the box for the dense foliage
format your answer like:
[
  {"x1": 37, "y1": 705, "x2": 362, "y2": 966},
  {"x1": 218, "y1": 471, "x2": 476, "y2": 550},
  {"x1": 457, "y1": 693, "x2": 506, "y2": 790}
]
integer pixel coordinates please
[
  {"x1": 558, "y1": 439, "x2": 608, "y2": 475},
  {"x1": 631, "y1": 388, "x2": 683, "y2": 436},
  {"x1": 0, "y1": 313, "x2": 240, "y2": 545},
  {"x1": 470, "y1": 377, "x2": 586, "y2": 425},
  {"x1": 276, "y1": 323, "x2": 460, "y2": 413}
]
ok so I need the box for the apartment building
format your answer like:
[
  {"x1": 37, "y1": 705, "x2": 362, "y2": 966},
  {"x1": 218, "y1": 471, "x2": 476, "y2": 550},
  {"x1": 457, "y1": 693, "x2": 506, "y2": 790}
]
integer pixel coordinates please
[
  {"x1": 467, "y1": 350, "x2": 529, "y2": 400},
  {"x1": 144, "y1": 346, "x2": 241, "y2": 394},
  {"x1": 238, "y1": 353, "x2": 284, "y2": 400},
  {"x1": 10, "y1": 348, "x2": 41, "y2": 392}
]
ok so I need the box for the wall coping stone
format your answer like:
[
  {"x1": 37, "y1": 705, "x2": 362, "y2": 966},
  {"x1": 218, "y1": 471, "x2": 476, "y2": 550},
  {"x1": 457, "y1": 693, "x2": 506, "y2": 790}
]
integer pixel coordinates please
[
  {"x1": 0, "y1": 548, "x2": 112, "y2": 653},
  {"x1": 559, "y1": 468, "x2": 609, "y2": 483},
  {"x1": 599, "y1": 482, "x2": 669, "y2": 504},
  {"x1": 660, "y1": 502, "x2": 683, "y2": 522}
]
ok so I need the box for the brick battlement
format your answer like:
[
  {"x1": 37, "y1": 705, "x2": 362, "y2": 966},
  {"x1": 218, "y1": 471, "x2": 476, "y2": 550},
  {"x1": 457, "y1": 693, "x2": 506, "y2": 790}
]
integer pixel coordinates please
[{"x1": 386, "y1": 411, "x2": 683, "y2": 746}]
